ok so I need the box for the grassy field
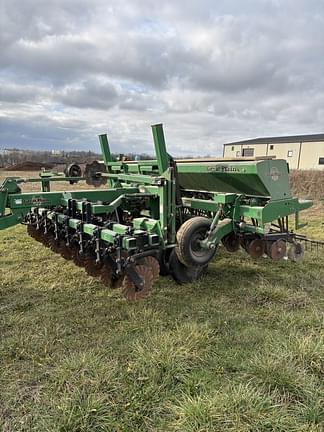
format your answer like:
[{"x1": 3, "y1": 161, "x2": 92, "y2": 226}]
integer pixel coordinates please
[{"x1": 0, "y1": 171, "x2": 323, "y2": 431}]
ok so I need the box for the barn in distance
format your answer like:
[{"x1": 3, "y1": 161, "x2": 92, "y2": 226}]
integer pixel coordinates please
[{"x1": 223, "y1": 134, "x2": 324, "y2": 170}]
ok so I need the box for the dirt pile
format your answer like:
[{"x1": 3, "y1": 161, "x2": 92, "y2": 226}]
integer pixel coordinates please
[{"x1": 5, "y1": 161, "x2": 54, "y2": 171}]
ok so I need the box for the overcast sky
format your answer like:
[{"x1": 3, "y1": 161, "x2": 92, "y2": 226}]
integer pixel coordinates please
[{"x1": 0, "y1": 0, "x2": 323, "y2": 155}]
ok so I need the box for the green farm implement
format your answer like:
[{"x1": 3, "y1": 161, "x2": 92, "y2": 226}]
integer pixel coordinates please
[{"x1": 0, "y1": 124, "x2": 315, "y2": 300}]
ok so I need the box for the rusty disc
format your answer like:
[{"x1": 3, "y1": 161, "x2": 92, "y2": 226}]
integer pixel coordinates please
[
  {"x1": 71, "y1": 248, "x2": 85, "y2": 267},
  {"x1": 222, "y1": 233, "x2": 240, "y2": 252},
  {"x1": 269, "y1": 239, "x2": 286, "y2": 261},
  {"x1": 100, "y1": 263, "x2": 114, "y2": 288},
  {"x1": 142, "y1": 256, "x2": 160, "y2": 281},
  {"x1": 42, "y1": 232, "x2": 53, "y2": 248},
  {"x1": 247, "y1": 238, "x2": 265, "y2": 258},
  {"x1": 121, "y1": 265, "x2": 154, "y2": 302},
  {"x1": 84, "y1": 255, "x2": 103, "y2": 277},
  {"x1": 31, "y1": 228, "x2": 43, "y2": 242},
  {"x1": 48, "y1": 236, "x2": 61, "y2": 253},
  {"x1": 112, "y1": 275, "x2": 123, "y2": 289},
  {"x1": 288, "y1": 242, "x2": 304, "y2": 263},
  {"x1": 84, "y1": 160, "x2": 107, "y2": 187},
  {"x1": 37, "y1": 233, "x2": 46, "y2": 243},
  {"x1": 59, "y1": 243, "x2": 73, "y2": 260},
  {"x1": 37, "y1": 231, "x2": 47, "y2": 245},
  {"x1": 27, "y1": 225, "x2": 37, "y2": 238}
]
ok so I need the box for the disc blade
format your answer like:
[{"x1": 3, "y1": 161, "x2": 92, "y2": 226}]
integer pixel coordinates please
[
  {"x1": 84, "y1": 255, "x2": 103, "y2": 277},
  {"x1": 48, "y1": 237, "x2": 61, "y2": 253},
  {"x1": 247, "y1": 239, "x2": 265, "y2": 258},
  {"x1": 71, "y1": 248, "x2": 85, "y2": 267},
  {"x1": 100, "y1": 264, "x2": 114, "y2": 288},
  {"x1": 288, "y1": 242, "x2": 304, "y2": 263},
  {"x1": 141, "y1": 256, "x2": 160, "y2": 281},
  {"x1": 270, "y1": 239, "x2": 286, "y2": 261},
  {"x1": 222, "y1": 233, "x2": 240, "y2": 252},
  {"x1": 121, "y1": 265, "x2": 154, "y2": 302},
  {"x1": 59, "y1": 243, "x2": 73, "y2": 260}
]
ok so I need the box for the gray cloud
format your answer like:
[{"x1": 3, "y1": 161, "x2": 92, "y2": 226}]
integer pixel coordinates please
[
  {"x1": 0, "y1": 83, "x2": 46, "y2": 103},
  {"x1": 58, "y1": 79, "x2": 119, "y2": 110},
  {"x1": 0, "y1": 0, "x2": 324, "y2": 155}
]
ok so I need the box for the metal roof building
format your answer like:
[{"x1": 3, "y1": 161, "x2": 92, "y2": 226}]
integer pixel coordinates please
[{"x1": 223, "y1": 134, "x2": 324, "y2": 170}]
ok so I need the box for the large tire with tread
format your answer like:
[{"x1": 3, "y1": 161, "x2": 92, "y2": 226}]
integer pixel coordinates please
[
  {"x1": 159, "y1": 249, "x2": 172, "y2": 276},
  {"x1": 176, "y1": 216, "x2": 216, "y2": 267},
  {"x1": 169, "y1": 249, "x2": 207, "y2": 285}
]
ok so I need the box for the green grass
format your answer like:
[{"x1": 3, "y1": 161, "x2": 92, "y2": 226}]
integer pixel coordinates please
[{"x1": 0, "y1": 215, "x2": 323, "y2": 431}]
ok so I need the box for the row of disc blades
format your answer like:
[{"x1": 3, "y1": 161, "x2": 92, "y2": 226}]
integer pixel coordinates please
[
  {"x1": 222, "y1": 232, "x2": 304, "y2": 262},
  {"x1": 26, "y1": 224, "x2": 304, "y2": 302},
  {"x1": 27, "y1": 225, "x2": 160, "y2": 301}
]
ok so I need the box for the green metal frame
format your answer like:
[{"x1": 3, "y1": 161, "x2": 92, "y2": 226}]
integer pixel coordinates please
[{"x1": 0, "y1": 124, "x2": 312, "y2": 254}]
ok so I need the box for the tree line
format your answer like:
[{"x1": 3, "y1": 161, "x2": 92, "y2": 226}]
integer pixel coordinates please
[{"x1": 0, "y1": 149, "x2": 153, "y2": 168}]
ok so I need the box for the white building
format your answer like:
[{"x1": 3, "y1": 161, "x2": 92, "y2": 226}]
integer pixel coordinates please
[{"x1": 223, "y1": 134, "x2": 324, "y2": 170}]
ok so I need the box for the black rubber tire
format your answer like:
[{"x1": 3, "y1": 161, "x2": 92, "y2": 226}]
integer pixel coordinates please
[
  {"x1": 176, "y1": 216, "x2": 216, "y2": 267},
  {"x1": 158, "y1": 249, "x2": 172, "y2": 276},
  {"x1": 169, "y1": 249, "x2": 207, "y2": 285}
]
